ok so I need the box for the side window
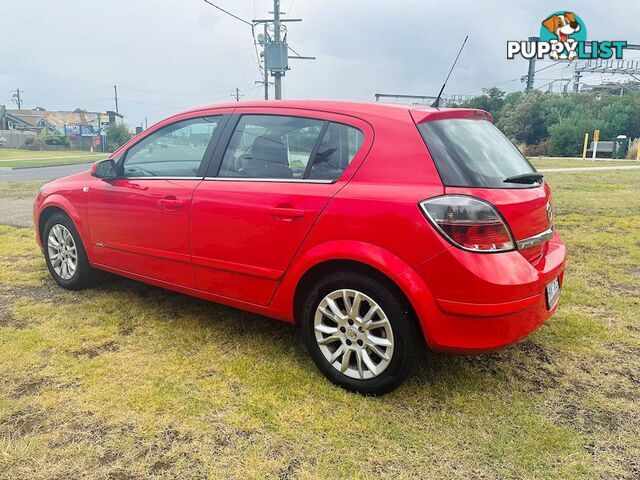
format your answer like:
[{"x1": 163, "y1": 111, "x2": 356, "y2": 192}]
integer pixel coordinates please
[
  {"x1": 218, "y1": 115, "x2": 324, "y2": 179},
  {"x1": 308, "y1": 122, "x2": 364, "y2": 180},
  {"x1": 123, "y1": 116, "x2": 220, "y2": 177}
]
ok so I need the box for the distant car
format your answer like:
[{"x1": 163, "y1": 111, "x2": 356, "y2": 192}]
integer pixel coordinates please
[{"x1": 33, "y1": 101, "x2": 565, "y2": 394}]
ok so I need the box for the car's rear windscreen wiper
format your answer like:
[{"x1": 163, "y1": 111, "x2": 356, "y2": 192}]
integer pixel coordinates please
[{"x1": 503, "y1": 173, "x2": 544, "y2": 184}]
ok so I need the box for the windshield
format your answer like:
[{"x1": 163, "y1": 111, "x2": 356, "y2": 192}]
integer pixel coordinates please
[{"x1": 417, "y1": 118, "x2": 538, "y2": 189}]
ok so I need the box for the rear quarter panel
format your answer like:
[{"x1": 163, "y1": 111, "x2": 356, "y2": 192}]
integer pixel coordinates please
[{"x1": 269, "y1": 109, "x2": 448, "y2": 320}]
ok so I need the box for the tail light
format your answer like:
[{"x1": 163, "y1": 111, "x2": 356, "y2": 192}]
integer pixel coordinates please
[{"x1": 419, "y1": 195, "x2": 515, "y2": 253}]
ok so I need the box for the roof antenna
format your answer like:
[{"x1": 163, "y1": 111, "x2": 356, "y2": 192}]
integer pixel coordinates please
[{"x1": 431, "y1": 35, "x2": 469, "y2": 108}]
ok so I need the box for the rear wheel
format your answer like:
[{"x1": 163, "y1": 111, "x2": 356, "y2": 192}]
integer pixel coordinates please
[
  {"x1": 301, "y1": 271, "x2": 418, "y2": 395},
  {"x1": 44, "y1": 212, "x2": 96, "y2": 290}
]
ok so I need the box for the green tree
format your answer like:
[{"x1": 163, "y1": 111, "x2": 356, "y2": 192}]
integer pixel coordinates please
[
  {"x1": 548, "y1": 114, "x2": 598, "y2": 156},
  {"x1": 461, "y1": 87, "x2": 506, "y2": 122},
  {"x1": 496, "y1": 91, "x2": 548, "y2": 144},
  {"x1": 106, "y1": 123, "x2": 131, "y2": 152},
  {"x1": 541, "y1": 94, "x2": 576, "y2": 125},
  {"x1": 599, "y1": 102, "x2": 634, "y2": 138}
]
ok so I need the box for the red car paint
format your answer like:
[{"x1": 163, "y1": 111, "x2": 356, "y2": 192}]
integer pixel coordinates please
[{"x1": 33, "y1": 100, "x2": 565, "y2": 353}]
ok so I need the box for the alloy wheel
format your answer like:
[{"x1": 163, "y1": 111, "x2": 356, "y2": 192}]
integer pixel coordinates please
[
  {"x1": 47, "y1": 224, "x2": 78, "y2": 280},
  {"x1": 314, "y1": 289, "x2": 395, "y2": 380}
]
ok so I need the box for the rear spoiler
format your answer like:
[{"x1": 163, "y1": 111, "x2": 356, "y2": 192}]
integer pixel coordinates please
[{"x1": 409, "y1": 108, "x2": 492, "y2": 125}]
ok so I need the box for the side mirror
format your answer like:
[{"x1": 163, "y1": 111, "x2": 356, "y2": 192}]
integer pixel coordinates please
[{"x1": 92, "y1": 159, "x2": 117, "y2": 180}]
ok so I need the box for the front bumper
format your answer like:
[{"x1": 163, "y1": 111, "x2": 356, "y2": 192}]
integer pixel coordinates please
[{"x1": 406, "y1": 233, "x2": 566, "y2": 353}]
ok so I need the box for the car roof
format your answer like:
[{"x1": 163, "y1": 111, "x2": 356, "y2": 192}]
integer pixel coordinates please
[{"x1": 179, "y1": 99, "x2": 478, "y2": 122}]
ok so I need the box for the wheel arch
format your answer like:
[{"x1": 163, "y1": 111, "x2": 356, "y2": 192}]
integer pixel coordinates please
[
  {"x1": 37, "y1": 195, "x2": 91, "y2": 259},
  {"x1": 270, "y1": 240, "x2": 439, "y2": 345},
  {"x1": 292, "y1": 259, "x2": 418, "y2": 326},
  {"x1": 38, "y1": 205, "x2": 68, "y2": 244}
]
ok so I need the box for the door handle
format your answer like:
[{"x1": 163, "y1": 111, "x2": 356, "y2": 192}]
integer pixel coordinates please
[
  {"x1": 268, "y1": 207, "x2": 305, "y2": 220},
  {"x1": 158, "y1": 196, "x2": 184, "y2": 211}
]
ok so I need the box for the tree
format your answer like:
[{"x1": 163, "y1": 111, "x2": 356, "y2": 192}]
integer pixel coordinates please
[
  {"x1": 548, "y1": 115, "x2": 598, "y2": 156},
  {"x1": 541, "y1": 94, "x2": 576, "y2": 125},
  {"x1": 461, "y1": 87, "x2": 506, "y2": 122},
  {"x1": 497, "y1": 91, "x2": 548, "y2": 145},
  {"x1": 106, "y1": 123, "x2": 131, "y2": 152},
  {"x1": 599, "y1": 102, "x2": 634, "y2": 138}
]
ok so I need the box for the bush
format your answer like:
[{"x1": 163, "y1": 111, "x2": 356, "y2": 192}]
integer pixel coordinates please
[
  {"x1": 497, "y1": 91, "x2": 549, "y2": 145},
  {"x1": 21, "y1": 137, "x2": 46, "y2": 151},
  {"x1": 520, "y1": 140, "x2": 549, "y2": 157},
  {"x1": 548, "y1": 115, "x2": 599, "y2": 157},
  {"x1": 44, "y1": 135, "x2": 70, "y2": 147},
  {"x1": 106, "y1": 123, "x2": 132, "y2": 152}
]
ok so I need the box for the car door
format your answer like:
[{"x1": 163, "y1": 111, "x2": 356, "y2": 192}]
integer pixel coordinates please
[
  {"x1": 88, "y1": 113, "x2": 228, "y2": 287},
  {"x1": 190, "y1": 108, "x2": 372, "y2": 305}
]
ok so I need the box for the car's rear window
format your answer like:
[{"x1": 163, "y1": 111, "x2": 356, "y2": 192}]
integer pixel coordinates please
[{"x1": 417, "y1": 118, "x2": 537, "y2": 189}]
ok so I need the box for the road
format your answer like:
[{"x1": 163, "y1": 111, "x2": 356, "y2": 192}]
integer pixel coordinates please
[
  {"x1": 1, "y1": 162, "x2": 639, "y2": 228},
  {"x1": 0, "y1": 162, "x2": 92, "y2": 182}
]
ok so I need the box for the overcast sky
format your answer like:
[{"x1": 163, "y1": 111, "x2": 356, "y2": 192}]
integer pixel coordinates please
[{"x1": 1, "y1": 0, "x2": 638, "y2": 127}]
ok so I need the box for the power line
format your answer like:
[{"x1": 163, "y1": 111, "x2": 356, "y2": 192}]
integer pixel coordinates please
[
  {"x1": 200, "y1": 1, "x2": 262, "y2": 79},
  {"x1": 201, "y1": 0, "x2": 252, "y2": 26}
]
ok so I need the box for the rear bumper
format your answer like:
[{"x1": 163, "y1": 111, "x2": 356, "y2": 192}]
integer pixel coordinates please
[{"x1": 403, "y1": 233, "x2": 566, "y2": 353}]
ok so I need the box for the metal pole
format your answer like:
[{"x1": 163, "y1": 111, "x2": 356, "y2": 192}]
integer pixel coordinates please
[
  {"x1": 264, "y1": 24, "x2": 269, "y2": 100},
  {"x1": 573, "y1": 64, "x2": 582, "y2": 93},
  {"x1": 113, "y1": 85, "x2": 119, "y2": 114},
  {"x1": 525, "y1": 36, "x2": 539, "y2": 92},
  {"x1": 273, "y1": 0, "x2": 282, "y2": 99}
]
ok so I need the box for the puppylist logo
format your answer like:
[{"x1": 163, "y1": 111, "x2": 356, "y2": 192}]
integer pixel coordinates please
[{"x1": 508, "y1": 12, "x2": 627, "y2": 61}]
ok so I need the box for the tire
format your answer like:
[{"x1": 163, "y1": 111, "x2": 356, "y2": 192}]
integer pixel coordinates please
[
  {"x1": 301, "y1": 271, "x2": 419, "y2": 395},
  {"x1": 43, "y1": 212, "x2": 97, "y2": 290}
]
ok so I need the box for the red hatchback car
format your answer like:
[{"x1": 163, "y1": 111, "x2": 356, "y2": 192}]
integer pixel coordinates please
[{"x1": 34, "y1": 101, "x2": 565, "y2": 394}]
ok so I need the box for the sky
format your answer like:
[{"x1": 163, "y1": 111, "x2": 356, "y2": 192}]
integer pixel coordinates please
[{"x1": 1, "y1": 0, "x2": 639, "y2": 128}]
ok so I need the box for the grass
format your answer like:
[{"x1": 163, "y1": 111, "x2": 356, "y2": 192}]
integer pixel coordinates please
[
  {"x1": 0, "y1": 149, "x2": 104, "y2": 169},
  {"x1": 529, "y1": 156, "x2": 640, "y2": 169},
  {"x1": 0, "y1": 169, "x2": 638, "y2": 479},
  {"x1": 0, "y1": 181, "x2": 45, "y2": 199}
]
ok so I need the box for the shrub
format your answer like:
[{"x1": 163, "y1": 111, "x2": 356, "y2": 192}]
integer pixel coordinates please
[
  {"x1": 106, "y1": 123, "x2": 131, "y2": 152},
  {"x1": 521, "y1": 140, "x2": 549, "y2": 157},
  {"x1": 21, "y1": 137, "x2": 46, "y2": 150},
  {"x1": 626, "y1": 138, "x2": 640, "y2": 160},
  {"x1": 548, "y1": 115, "x2": 599, "y2": 157}
]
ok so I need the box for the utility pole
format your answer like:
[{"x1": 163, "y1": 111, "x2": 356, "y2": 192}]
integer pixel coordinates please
[
  {"x1": 273, "y1": 0, "x2": 283, "y2": 99},
  {"x1": 113, "y1": 85, "x2": 119, "y2": 114},
  {"x1": 12, "y1": 89, "x2": 22, "y2": 110},
  {"x1": 252, "y1": 3, "x2": 314, "y2": 101},
  {"x1": 263, "y1": 23, "x2": 269, "y2": 100},
  {"x1": 231, "y1": 87, "x2": 244, "y2": 102},
  {"x1": 145, "y1": 117, "x2": 148, "y2": 130},
  {"x1": 525, "y1": 36, "x2": 539, "y2": 92},
  {"x1": 573, "y1": 65, "x2": 582, "y2": 93}
]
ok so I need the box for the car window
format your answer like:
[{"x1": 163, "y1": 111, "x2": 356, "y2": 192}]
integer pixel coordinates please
[
  {"x1": 218, "y1": 115, "x2": 324, "y2": 179},
  {"x1": 123, "y1": 116, "x2": 220, "y2": 177},
  {"x1": 308, "y1": 122, "x2": 363, "y2": 180},
  {"x1": 417, "y1": 119, "x2": 536, "y2": 189}
]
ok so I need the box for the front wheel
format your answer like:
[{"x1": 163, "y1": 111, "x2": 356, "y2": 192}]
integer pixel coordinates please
[
  {"x1": 43, "y1": 212, "x2": 97, "y2": 290},
  {"x1": 301, "y1": 272, "x2": 419, "y2": 395}
]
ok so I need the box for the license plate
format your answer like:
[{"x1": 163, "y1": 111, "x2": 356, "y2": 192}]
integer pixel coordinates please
[{"x1": 545, "y1": 277, "x2": 561, "y2": 309}]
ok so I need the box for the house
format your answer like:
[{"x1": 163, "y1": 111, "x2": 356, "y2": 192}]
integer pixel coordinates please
[{"x1": 0, "y1": 106, "x2": 124, "y2": 150}]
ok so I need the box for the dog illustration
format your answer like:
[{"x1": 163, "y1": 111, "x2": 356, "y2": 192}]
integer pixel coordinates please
[{"x1": 542, "y1": 12, "x2": 581, "y2": 60}]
